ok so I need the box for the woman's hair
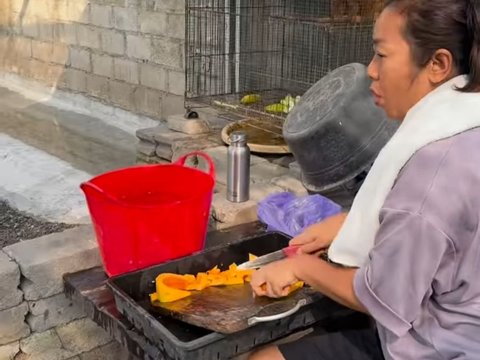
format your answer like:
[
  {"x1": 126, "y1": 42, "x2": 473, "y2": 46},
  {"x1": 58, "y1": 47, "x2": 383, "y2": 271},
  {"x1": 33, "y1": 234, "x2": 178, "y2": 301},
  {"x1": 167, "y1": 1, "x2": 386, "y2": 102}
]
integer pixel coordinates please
[{"x1": 385, "y1": 0, "x2": 480, "y2": 92}]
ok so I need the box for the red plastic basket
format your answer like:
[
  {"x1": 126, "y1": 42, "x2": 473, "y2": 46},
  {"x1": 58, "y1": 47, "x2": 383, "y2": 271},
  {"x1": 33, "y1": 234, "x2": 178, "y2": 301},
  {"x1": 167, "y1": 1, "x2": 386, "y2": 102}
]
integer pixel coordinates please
[{"x1": 80, "y1": 152, "x2": 215, "y2": 276}]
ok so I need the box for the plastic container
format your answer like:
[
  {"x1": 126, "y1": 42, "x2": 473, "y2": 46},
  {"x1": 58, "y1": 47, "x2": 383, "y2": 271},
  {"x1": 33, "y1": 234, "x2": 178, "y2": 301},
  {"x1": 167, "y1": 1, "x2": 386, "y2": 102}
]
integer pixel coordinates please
[
  {"x1": 283, "y1": 63, "x2": 398, "y2": 192},
  {"x1": 80, "y1": 152, "x2": 215, "y2": 277},
  {"x1": 108, "y1": 232, "x2": 348, "y2": 360}
]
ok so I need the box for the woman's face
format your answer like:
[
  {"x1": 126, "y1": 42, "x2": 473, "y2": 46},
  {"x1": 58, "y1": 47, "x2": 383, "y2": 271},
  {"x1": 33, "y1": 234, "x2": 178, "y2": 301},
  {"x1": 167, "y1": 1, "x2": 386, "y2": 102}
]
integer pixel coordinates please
[{"x1": 367, "y1": 7, "x2": 434, "y2": 120}]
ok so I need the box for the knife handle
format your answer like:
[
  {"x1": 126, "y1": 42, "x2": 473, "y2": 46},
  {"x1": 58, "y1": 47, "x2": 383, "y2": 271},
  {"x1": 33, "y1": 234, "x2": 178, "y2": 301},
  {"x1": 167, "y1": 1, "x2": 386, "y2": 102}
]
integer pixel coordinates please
[{"x1": 283, "y1": 245, "x2": 301, "y2": 257}]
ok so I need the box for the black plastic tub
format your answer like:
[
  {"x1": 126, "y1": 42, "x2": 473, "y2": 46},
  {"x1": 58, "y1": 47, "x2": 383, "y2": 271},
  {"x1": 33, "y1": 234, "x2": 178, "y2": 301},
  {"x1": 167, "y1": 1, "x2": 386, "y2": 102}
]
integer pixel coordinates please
[{"x1": 108, "y1": 232, "x2": 348, "y2": 360}]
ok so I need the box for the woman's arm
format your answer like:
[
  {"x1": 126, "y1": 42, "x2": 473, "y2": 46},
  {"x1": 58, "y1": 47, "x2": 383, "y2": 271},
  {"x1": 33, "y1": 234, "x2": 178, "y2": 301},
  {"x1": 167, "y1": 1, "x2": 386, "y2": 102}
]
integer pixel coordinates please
[
  {"x1": 290, "y1": 212, "x2": 348, "y2": 254},
  {"x1": 293, "y1": 255, "x2": 367, "y2": 313}
]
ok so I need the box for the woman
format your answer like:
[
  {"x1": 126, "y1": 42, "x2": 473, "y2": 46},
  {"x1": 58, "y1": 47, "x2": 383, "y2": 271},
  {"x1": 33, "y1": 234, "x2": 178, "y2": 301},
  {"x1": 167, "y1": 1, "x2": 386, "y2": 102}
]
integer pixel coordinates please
[{"x1": 249, "y1": 0, "x2": 480, "y2": 359}]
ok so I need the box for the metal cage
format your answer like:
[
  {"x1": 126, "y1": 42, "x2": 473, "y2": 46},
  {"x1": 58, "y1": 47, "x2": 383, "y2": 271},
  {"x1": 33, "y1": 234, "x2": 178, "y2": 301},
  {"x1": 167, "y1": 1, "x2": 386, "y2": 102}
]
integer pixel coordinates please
[{"x1": 185, "y1": 0, "x2": 383, "y2": 119}]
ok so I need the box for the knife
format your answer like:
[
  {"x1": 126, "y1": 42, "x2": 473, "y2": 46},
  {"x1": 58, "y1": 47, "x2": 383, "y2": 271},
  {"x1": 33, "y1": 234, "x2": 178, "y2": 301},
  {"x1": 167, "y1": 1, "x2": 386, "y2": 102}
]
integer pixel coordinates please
[{"x1": 237, "y1": 245, "x2": 300, "y2": 270}]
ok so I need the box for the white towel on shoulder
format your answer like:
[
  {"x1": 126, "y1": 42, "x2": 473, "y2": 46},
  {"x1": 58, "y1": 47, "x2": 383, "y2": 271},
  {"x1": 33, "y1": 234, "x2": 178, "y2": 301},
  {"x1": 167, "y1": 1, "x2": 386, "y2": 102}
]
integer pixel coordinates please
[{"x1": 328, "y1": 76, "x2": 480, "y2": 267}]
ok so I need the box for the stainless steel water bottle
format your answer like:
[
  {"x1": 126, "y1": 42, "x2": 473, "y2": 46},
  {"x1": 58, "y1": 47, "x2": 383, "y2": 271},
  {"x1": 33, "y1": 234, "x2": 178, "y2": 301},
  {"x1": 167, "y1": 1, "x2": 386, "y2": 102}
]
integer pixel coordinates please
[{"x1": 227, "y1": 131, "x2": 250, "y2": 203}]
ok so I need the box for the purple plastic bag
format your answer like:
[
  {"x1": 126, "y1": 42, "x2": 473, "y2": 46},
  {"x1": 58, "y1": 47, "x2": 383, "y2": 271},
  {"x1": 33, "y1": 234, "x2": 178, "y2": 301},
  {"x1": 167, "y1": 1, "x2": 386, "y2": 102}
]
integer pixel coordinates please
[{"x1": 257, "y1": 192, "x2": 342, "y2": 237}]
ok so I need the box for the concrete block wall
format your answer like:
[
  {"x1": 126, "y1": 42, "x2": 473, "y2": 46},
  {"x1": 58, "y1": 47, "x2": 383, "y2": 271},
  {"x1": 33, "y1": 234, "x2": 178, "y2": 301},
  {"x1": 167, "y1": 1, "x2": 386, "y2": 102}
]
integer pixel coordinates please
[
  {"x1": 0, "y1": 0, "x2": 186, "y2": 121},
  {"x1": 0, "y1": 226, "x2": 135, "y2": 360}
]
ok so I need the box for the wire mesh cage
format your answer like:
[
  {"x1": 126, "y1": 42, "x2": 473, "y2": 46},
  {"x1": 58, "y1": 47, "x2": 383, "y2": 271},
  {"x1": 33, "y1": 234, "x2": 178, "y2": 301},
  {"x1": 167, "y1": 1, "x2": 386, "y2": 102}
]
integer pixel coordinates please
[{"x1": 185, "y1": 0, "x2": 384, "y2": 120}]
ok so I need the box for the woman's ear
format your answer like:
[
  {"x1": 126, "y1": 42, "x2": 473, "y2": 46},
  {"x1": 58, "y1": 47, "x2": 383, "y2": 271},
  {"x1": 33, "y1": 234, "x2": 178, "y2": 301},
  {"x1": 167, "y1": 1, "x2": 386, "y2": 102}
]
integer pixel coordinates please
[{"x1": 428, "y1": 49, "x2": 456, "y2": 85}]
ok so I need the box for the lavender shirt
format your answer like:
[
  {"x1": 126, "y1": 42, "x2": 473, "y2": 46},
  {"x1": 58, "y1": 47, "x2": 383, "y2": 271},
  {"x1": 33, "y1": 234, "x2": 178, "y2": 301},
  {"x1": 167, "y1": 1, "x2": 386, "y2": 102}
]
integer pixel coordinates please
[{"x1": 354, "y1": 128, "x2": 480, "y2": 359}]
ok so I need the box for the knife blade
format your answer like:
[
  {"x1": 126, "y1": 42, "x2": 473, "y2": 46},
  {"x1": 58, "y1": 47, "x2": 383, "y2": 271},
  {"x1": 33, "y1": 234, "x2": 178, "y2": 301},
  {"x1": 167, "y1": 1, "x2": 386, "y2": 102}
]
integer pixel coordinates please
[{"x1": 237, "y1": 245, "x2": 300, "y2": 270}]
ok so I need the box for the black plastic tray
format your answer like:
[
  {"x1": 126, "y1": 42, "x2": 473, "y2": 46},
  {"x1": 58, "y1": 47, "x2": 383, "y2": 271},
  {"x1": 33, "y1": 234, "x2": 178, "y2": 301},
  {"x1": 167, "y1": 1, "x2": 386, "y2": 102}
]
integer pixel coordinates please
[{"x1": 108, "y1": 232, "x2": 347, "y2": 360}]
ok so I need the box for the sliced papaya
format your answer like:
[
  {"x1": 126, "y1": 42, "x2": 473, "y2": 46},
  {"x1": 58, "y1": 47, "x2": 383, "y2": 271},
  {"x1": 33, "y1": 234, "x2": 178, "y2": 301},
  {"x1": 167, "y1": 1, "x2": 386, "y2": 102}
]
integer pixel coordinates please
[
  {"x1": 149, "y1": 254, "x2": 297, "y2": 304},
  {"x1": 207, "y1": 265, "x2": 221, "y2": 275},
  {"x1": 160, "y1": 274, "x2": 195, "y2": 290},
  {"x1": 288, "y1": 281, "x2": 304, "y2": 294},
  {"x1": 259, "y1": 281, "x2": 305, "y2": 297},
  {"x1": 223, "y1": 274, "x2": 245, "y2": 285},
  {"x1": 151, "y1": 274, "x2": 192, "y2": 303},
  {"x1": 207, "y1": 273, "x2": 226, "y2": 286},
  {"x1": 185, "y1": 273, "x2": 210, "y2": 291}
]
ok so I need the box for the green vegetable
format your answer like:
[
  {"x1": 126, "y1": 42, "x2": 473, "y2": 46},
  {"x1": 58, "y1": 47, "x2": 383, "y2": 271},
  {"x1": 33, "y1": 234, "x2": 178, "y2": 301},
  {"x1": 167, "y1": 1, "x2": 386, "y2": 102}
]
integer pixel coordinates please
[
  {"x1": 240, "y1": 94, "x2": 261, "y2": 105},
  {"x1": 265, "y1": 103, "x2": 287, "y2": 113}
]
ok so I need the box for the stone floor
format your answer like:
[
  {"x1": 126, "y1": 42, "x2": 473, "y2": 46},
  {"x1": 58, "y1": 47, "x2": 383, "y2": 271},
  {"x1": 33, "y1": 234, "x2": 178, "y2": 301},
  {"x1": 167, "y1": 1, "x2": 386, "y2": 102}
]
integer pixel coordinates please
[
  {"x1": 0, "y1": 85, "x2": 142, "y2": 225},
  {"x1": 0, "y1": 86, "x2": 137, "y2": 175}
]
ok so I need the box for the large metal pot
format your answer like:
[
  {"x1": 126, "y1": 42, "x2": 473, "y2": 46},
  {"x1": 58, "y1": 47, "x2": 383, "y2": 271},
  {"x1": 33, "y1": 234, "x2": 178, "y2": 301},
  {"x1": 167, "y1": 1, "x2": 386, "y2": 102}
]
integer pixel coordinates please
[{"x1": 283, "y1": 63, "x2": 399, "y2": 206}]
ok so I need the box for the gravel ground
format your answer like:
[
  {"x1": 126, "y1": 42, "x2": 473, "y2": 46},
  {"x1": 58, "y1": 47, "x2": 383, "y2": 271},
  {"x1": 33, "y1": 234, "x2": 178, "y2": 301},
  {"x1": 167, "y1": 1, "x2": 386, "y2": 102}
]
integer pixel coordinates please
[{"x1": 0, "y1": 200, "x2": 77, "y2": 247}]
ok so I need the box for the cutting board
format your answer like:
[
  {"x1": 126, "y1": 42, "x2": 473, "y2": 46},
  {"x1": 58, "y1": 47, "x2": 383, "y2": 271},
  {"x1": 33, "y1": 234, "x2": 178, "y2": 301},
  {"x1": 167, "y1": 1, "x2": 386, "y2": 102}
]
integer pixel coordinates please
[{"x1": 149, "y1": 284, "x2": 316, "y2": 334}]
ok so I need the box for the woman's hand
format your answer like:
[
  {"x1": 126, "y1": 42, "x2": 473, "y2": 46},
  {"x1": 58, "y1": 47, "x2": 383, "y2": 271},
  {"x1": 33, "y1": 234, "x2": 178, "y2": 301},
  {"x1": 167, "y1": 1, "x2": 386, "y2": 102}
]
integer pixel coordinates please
[
  {"x1": 250, "y1": 258, "x2": 299, "y2": 298},
  {"x1": 289, "y1": 213, "x2": 348, "y2": 255},
  {"x1": 250, "y1": 252, "x2": 366, "y2": 313}
]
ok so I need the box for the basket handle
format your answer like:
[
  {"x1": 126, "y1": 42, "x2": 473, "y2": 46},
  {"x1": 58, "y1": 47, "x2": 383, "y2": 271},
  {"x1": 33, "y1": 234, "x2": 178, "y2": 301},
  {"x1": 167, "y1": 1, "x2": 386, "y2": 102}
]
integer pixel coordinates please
[
  {"x1": 175, "y1": 151, "x2": 216, "y2": 179},
  {"x1": 247, "y1": 299, "x2": 307, "y2": 326},
  {"x1": 80, "y1": 181, "x2": 124, "y2": 206}
]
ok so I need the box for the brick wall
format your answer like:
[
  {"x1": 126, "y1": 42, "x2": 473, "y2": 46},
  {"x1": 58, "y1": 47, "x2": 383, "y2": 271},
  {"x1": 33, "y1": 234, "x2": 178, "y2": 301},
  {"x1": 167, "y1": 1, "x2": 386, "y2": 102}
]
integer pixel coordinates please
[{"x1": 0, "y1": 0, "x2": 186, "y2": 120}]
